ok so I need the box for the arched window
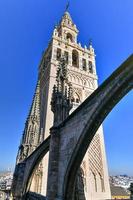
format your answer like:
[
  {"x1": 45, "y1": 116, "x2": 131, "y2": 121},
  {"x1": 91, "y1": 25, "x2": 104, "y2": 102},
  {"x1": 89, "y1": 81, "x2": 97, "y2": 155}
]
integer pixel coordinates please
[
  {"x1": 64, "y1": 51, "x2": 69, "y2": 64},
  {"x1": 89, "y1": 61, "x2": 93, "y2": 73},
  {"x1": 82, "y1": 58, "x2": 87, "y2": 71},
  {"x1": 66, "y1": 33, "x2": 73, "y2": 42},
  {"x1": 72, "y1": 50, "x2": 79, "y2": 68},
  {"x1": 57, "y1": 48, "x2": 61, "y2": 61}
]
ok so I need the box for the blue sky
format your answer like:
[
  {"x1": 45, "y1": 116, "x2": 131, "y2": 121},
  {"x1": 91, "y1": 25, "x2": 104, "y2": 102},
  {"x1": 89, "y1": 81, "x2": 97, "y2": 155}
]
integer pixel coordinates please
[{"x1": 0, "y1": 0, "x2": 132, "y2": 175}]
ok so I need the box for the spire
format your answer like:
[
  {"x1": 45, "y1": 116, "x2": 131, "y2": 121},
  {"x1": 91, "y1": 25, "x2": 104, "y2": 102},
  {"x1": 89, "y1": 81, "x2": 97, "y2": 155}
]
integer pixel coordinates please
[
  {"x1": 17, "y1": 80, "x2": 40, "y2": 163},
  {"x1": 52, "y1": 6, "x2": 78, "y2": 43},
  {"x1": 51, "y1": 56, "x2": 73, "y2": 127},
  {"x1": 62, "y1": 11, "x2": 73, "y2": 25},
  {"x1": 58, "y1": 8, "x2": 78, "y2": 34}
]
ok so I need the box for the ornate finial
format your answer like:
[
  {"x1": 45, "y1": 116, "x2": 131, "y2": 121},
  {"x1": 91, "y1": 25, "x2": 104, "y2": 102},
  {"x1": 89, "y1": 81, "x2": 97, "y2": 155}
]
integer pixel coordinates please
[
  {"x1": 51, "y1": 55, "x2": 73, "y2": 126},
  {"x1": 65, "y1": 1, "x2": 70, "y2": 12},
  {"x1": 56, "y1": 56, "x2": 68, "y2": 85}
]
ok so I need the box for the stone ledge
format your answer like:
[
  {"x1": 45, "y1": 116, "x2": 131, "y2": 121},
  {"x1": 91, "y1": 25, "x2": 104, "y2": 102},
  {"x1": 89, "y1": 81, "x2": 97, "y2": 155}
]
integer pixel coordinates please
[{"x1": 26, "y1": 192, "x2": 46, "y2": 200}]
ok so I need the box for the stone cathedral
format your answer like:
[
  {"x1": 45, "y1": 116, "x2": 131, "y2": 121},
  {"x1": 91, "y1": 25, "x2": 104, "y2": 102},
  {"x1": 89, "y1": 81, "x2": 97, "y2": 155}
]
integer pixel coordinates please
[{"x1": 16, "y1": 10, "x2": 111, "y2": 200}]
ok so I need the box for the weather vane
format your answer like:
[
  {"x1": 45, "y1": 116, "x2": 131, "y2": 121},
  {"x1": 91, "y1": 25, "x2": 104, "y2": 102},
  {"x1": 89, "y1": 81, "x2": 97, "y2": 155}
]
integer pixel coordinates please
[
  {"x1": 65, "y1": 1, "x2": 70, "y2": 12},
  {"x1": 89, "y1": 38, "x2": 92, "y2": 46}
]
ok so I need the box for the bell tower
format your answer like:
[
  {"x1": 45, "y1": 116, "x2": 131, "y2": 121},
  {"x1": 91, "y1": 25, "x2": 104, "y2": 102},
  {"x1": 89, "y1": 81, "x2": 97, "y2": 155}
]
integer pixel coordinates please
[
  {"x1": 16, "y1": 9, "x2": 111, "y2": 199},
  {"x1": 38, "y1": 10, "x2": 111, "y2": 199}
]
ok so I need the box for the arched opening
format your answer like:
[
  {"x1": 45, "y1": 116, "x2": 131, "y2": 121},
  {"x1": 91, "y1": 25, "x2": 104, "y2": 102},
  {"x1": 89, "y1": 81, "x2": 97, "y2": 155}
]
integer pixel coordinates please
[
  {"x1": 57, "y1": 48, "x2": 61, "y2": 61},
  {"x1": 89, "y1": 61, "x2": 93, "y2": 73},
  {"x1": 21, "y1": 136, "x2": 50, "y2": 197},
  {"x1": 82, "y1": 59, "x2": 87, "y2": 71},
  {"x1": 66, "y1": 33, "x2": 73, "y2": 42},
  {"x1": 72, "y1": 50, "x2": 79, "y2": 68},
  {"x1": 29, "y1": 162, "x2": 43, "y2": 194},
  {"x1": 64, "y1": 51, "x2": 69, "y2": 64}
]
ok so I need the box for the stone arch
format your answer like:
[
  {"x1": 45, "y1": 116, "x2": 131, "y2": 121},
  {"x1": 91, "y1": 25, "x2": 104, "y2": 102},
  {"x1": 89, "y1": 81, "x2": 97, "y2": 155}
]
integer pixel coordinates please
[
  {"x1": 63, "y1": 55, "x2": 133, "y2": 200},
  {"x1": 13, "y1": 56, "x2": 133, "y2": 200},
  {"x1": 72, "y1": 50, "x2": 79, "y2": 68},
  {"x1": 24, "y1": 139, "x2": 50, "y2": 195},
  {"x1": 11, "y1": 136, "x2": 50, "y2": 198},
  {"x1": 30, "y1": 162, "x2": 43, "y2": 193},
  {"x1": 66, "y1": 33, "x2": 73, "y2": 42}
]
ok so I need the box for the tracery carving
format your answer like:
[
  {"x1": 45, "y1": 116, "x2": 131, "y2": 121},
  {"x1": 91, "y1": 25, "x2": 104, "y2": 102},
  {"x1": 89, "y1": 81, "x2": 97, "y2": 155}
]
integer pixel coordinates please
[
  {"x1": 68, "y1": 70, "x2": 95, "y2": 89},
  {"x1": 73, "y1": 87, "x2": 82, "y2": 99},
  {"x1": 88, "y1": 134, "x2": 104, "y2": 179},
  {"x1": 85, "y1": 90, "x2": 92, "y2": 98}
]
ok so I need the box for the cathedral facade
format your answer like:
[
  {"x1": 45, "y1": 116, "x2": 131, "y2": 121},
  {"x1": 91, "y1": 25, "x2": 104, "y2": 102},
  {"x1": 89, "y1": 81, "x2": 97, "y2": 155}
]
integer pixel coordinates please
[{"x1": 16, "y1": 10, "x2": 111, "y2": 200}]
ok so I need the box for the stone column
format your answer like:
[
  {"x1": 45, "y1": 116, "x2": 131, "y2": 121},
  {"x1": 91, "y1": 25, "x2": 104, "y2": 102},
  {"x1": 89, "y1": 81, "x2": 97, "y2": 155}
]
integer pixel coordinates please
[
  {"x1": 11, "y1": 163, "x2": 26, "y2": 200},
  {"x1": 46, "y1": 127, "x2": 60, "y2": 200}
]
